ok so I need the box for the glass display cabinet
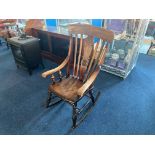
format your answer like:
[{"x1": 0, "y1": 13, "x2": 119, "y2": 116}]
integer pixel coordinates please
[
  {"x1": 57, "y1": 19, "x2": 91, "y2": 27},
  {"x1": 101, "y1": 19, "x2": 149, "y2": 78}
]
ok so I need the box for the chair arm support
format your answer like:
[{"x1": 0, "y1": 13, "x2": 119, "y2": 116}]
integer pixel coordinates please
[
  {"x1": 77, "y1": 67, "x2": 100, "y2": 97},
  {"x1": 42, "y1": 57, "x2": 69, "y2": 78}
]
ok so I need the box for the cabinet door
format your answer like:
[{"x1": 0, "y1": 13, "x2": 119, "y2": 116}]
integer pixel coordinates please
[
  {"x1": 37, "y1": 31, "x2": 50, "y2": 52},
  {"x1": 22, "y1": 41, "x2": 41, "y2": 68},
  {"x1": 11, "y1": 45, "x2": 25, "y2": 61},
  {"x1": 50, "y1": 36, "x2": 69, "y2": 58}
]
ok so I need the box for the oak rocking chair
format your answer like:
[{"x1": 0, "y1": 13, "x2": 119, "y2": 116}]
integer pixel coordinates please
[{"x1": 42, "y1": 24, "x2": 114, "y2": 128}]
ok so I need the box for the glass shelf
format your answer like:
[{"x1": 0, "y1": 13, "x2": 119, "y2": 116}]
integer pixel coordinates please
[{"x1": 101, "y1": 19, "x2": 149, "y2": 79}]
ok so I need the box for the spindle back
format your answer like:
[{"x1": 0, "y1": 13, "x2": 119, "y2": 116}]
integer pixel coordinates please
[{"x1": 67, "y1": 24, "x2": 114, "y2": 82}]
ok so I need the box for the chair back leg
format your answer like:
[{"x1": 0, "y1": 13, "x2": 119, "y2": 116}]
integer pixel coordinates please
[
  {"x1": 72, "y1": 102, "x2": 77, "y2": 128},
  {"x1": 46, "y1": 91, "x2": 52, "y2": 108},
  {"x1": 89, "y1": 89, "x2": 95, "y2": 104}
]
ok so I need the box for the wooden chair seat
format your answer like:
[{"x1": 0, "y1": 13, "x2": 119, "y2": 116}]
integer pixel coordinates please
[{"x1": 49, "y1": 77, "x2": 83, "y2": 103}]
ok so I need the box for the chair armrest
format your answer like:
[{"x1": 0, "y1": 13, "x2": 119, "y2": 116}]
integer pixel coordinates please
[
  {"x1": 42, "y1": 36, "x2": 73, "y2": 78},
  {"x1": 77, "y1": 67, "x2": 100, "y2": 97},
  {"x1": 42, "y1": 57, "x2": 69, "y2": 78}
]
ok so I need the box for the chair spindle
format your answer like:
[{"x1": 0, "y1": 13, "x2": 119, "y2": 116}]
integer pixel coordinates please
[
  {"x1": 84, "y1": 41, "x2": 100, "y2": 81},
  {"x1": 73, "y1": 35, "x2": 78, "y2": 77},
  {"x1": 98, "y1": 43, "x2": 109, "y2": 66},
  {"x1": 51, "y1": 75, "x2": 55, "y2": 84},
  {"x1": 58, "y1": 70, "x2": 63, "y2": 81},
  {"x1": 75, "y1": 34, "x2": 83, "y2": 78}
]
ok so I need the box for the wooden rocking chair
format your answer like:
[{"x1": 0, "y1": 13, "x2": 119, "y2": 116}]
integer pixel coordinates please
[{"x1": 42, "y1": 24, "x2": 114, "y2": 128}]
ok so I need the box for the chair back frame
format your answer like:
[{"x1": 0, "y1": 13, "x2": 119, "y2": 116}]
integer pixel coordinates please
[{"x1": 66, "y1": 24, "x2": 114, "y2": 82}]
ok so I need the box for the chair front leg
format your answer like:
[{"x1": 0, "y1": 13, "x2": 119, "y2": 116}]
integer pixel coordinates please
[{"x1": 72, "y1": 102, "x2": 77, "y2": 128}]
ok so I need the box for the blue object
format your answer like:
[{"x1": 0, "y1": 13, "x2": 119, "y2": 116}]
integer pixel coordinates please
[
  {"x1": 92, "y1": 19, "x2": 103, "y2": 42},
  {"x1": 45, "y1": 19, "x2": 103, "y2": 27},
  {"x1": 46, "y1": 19, "x2": 57, "y2": 27},
  {"x1": 92, "y1": 19, "x2": 103, "y2": 27}
]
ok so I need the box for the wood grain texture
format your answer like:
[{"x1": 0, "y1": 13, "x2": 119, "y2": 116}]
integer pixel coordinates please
[
  {"x1": 66, "y1": 36, "x2": 73, "y2": 77},
  {"x1": 68, "y1": 24, "x2": 114, "y2": 42},
  {"x1": 77, "y1": 67, "x2": 100, "y2": 97},
  {"x1": 73, "y1": 35, "x2": 78, "y2": 77},
  {"x1": 49, "y1": 77, "x2": 83, "y2": 102},
  {"x1": 75, "y1": 34, "x2": 83, "y2": 77},
  {"x1": 84, "y1": 41, "x2": 99, "y2": 81},
  {"x1": 42, "y1": 57, "x2": 69, "y2": 78},
  {"x1": 42, "y1": 24, "x2": 114, "y2": 102},
  {"x1": 79, "y1": 36, "x2": 94, "y2": 80}
]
